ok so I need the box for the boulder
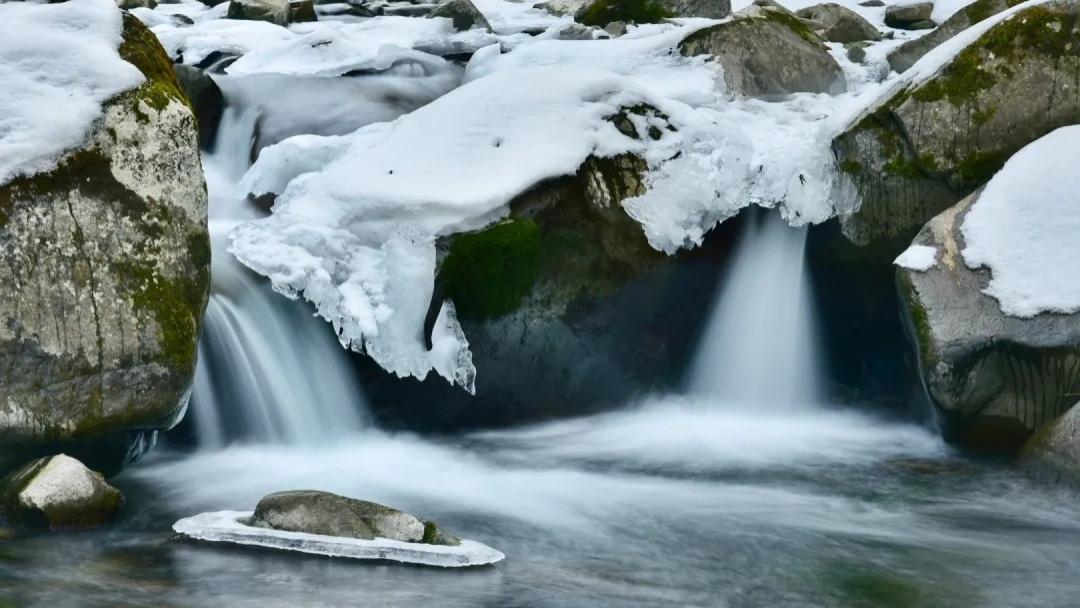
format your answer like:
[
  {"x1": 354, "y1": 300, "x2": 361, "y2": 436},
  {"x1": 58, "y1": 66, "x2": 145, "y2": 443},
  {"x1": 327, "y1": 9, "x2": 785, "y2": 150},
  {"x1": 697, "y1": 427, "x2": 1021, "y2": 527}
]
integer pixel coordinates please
[
  {"x1": 0, "y1": 15, "x2": 210, "y2": 474},
  {"x1": 1022, "y1": 404, "x2": 1080, "y2": 484},
  {"x1": 226, "y1": 0, "x2": 317, "y2": 24},
  {"x1": 896, "y1": 189, "x2": 1080, "y2": 453},
  {"x1": 0, "y1": 455, "x2": 124, "y2": 530},
  {"x1": 556, "y1": 22, "x2": 600, "y2": 39},
  {"x1": 678, "y1": 4, "x2": 846, "y2": 97},
  {"x1": 796, "y1": 3, "x2": 882, "y2": 43},
  {"x1": 174, "y1": 64, "x2": 225, "y2": 151},
  {"x1": 247, "y1": 490, "x2": 461, "y2": 546},
  {"x1": 884, "y1": 1, "x2": 934, "y2": 28},
  {"x1": 427, "y1": 0, "x2": 492, "y2": 31},
  {"x1": 833, "y1": 0, "x2": 1080, "y2": 251},
  {"x1": 355, "y1": 104, "x2": 736, "y2": 431},
  {"x1": 887, "y1": 0, "x2": 1019, "y2": 73},
  {"x1": 575, "y1": 0, "x2": 730, "y2": 26}
]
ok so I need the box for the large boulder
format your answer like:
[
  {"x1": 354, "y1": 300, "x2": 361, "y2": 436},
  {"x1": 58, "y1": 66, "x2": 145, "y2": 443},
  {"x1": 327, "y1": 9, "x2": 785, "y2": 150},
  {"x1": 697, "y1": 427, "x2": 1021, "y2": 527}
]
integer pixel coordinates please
[
  {"x1": 678, "y1": 4, "x2": 846, "y2": 97},
  {"x1": 0, "y1": 455, "x2": 124, "y2": 530},
  {"x1": 427, "y1": 0, "x2": 492, "y2": 31},
  {"x1": 796, "y1": 3, "x2": 882, "y2": 43},
  {"x1": 357, "y1": 106, "x2": 737, "y2": 431},
  {"x1": 248, "y1": 490, "x2": 461, "y2": 546},
  {"x1": 833, "y1": 0, "x2": 1080, "y2": 251},
  {"x1": 226, "y1": 0, "x2": 317, "y2": 24},
  {"x1": 887, "y1": 0, "x2": 1021, "y2": 73},
  {"x1": 0, "y1": 15, "x2": 211, "y2": 473},
  {"x1": 895, "y1": 126, "x2": 1080, "y2": 453},
  {"x1": 575, "y1": 0, "x2": 730, "y2": 26}
]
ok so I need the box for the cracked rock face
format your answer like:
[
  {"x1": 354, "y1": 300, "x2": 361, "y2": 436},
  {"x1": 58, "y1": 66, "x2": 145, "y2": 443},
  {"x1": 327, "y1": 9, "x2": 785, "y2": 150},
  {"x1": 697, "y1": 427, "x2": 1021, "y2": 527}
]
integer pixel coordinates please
[
  {"x1": 0, "y1": 16, "x2": 210, "y2": 472},
  {"x1": 833, "y1": 0, "x2": 1080, "y2": 251},
  {"x1": 897, "y1": 191, "x2": 1080, "y2": 454}
]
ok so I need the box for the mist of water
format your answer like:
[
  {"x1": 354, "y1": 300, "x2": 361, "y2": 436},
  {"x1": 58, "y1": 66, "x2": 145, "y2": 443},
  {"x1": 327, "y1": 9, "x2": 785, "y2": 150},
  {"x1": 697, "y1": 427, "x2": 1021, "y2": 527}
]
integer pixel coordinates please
[{"x1": 689, "y1": 209, "x2": 821, "y2": 408}]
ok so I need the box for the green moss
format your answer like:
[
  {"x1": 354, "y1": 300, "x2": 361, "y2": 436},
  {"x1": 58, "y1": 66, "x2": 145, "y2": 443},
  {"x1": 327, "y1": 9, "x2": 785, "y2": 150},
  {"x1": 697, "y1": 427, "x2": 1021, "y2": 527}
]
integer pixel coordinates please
[
  {"x1": 912, "y1": 5, "x2": 1079, "y2": 108},
  {"x1": 897, "y1": 271, "x2": 936, "y2": 367},
  {"x1": 442, "y1": 218, "x2": 541, "y2": 320},
  {"x1": 760, "y1": 7, "x2": 823, "y2": 46},
  {"x1": 421, "y1": 521, "x2": 438, "y2": 544},
  {"x1": 115, "y1": 255, "x2": 206, "y2": 373},
  {"x1": 832, "y1": 570, "x2": 923, "y2": 608},
  {"x1": 839, "y1": 159, "x2": 864, "y2": 175},
  {"x1": 117, "y1": 13, "x2": 191, "y2": 114},
  {"x1": 577, "y1": 0, "x2": 672, "y2": 27},
  {"x1": 955, "y1": 149, "x2": 1008, "y2": 185}
]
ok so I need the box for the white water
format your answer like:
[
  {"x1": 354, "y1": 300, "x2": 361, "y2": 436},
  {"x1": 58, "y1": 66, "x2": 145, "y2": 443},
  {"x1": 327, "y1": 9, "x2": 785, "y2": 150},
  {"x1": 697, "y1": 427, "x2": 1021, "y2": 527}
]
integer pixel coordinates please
[
  {"x1": 191, "y1": 103, "x2": 368, "y2": 448},
  {"x1": 689, "y1": 210, "x2": 821, "y2": 408}
]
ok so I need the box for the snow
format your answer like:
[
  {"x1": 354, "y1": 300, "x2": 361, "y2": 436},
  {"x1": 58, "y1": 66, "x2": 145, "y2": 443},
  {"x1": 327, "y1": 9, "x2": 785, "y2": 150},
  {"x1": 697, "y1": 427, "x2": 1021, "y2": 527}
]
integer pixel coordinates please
[
  {"x1": 173, "y1": 510, "x2": 505, "y2": 567},
  {"x1": 894, "y1": 244, "x2": 938, "y2": 272},
  {"x1": 0, "y1": 0, "x2": 145, "y2": 185},
  {"x1": 230, "y1": 66, "x2": 671, "y2": 388},
  {"x1": 226, "y1": 18, "x2": 497, "y2": 76},
  {"x1": 151, "y1": 18, "x2": 298, "y2": 66},
  {"x1": 960, "y1": 126, "x2": 1080, "y2": 318}
]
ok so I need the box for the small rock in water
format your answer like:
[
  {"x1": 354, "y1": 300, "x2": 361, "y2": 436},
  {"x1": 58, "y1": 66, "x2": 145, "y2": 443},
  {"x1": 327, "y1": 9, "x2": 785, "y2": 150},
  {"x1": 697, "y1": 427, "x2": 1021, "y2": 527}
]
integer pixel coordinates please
[
  {"x1": 427, "y1": 0, "x2": 493, "y2": 31},
  {"x1": 604, "y1": 20, "x2": 627, "y2": 37},
  {"x1": 0, "y1": 455, "x2": 124, "y2": 530},
  {"x1": 248, "y1": 490, "x2": 460, "y2": 546}
]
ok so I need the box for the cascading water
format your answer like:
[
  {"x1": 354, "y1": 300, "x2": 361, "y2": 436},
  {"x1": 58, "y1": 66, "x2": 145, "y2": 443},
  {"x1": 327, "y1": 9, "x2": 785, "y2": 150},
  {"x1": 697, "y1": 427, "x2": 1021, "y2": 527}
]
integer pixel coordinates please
[
  {"x1": 190, "y1": 67, "x2": 464, "y2": 448},
  {"x1": 191, "y1": 103, "x2": 368, "y2": 448},
  {"x1": 689, "y1": 209, "x2": 821, "y2": 407}
]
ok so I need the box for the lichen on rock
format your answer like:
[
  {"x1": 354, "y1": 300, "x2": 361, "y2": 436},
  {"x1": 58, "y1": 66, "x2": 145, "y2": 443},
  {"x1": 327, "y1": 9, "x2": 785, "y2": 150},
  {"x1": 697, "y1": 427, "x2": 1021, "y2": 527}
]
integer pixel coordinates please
[{"x1": 0, "y1": 14, "x2": 210, "y2": 473}]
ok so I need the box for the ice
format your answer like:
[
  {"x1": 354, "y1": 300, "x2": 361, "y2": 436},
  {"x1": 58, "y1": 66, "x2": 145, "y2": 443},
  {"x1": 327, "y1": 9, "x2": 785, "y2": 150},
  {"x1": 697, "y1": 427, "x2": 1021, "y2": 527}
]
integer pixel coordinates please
[
  {"x1": 894, "y1": 244, "x2": 938, "y2": 272},
  {"x1": 173, "y1": 510, "x2": 505, "y2": 567},
  {"x1": 0, "y1": 0, "x2": 144, "y2": 185},
  {"x1": 960, "y1": 126, "x2": 1080, "y2": 318}
]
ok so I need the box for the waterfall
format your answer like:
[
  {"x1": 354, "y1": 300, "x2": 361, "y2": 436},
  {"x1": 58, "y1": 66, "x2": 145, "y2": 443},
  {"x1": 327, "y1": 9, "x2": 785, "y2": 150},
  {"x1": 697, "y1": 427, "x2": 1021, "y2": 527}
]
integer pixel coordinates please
[
  {"x1": 191, "y1": 102, "x2": 368, "y2": 449},
  {"x1": 689, "y1": 209, "x2": 821, "y2": 408}
]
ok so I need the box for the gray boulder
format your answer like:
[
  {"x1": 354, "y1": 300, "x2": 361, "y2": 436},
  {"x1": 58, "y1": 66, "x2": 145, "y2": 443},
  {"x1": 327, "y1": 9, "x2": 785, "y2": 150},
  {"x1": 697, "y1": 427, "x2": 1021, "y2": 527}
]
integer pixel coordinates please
[
  {"x1": 678, "y1": 4, "x2": 846, "y2": 97},
  {"x1": 428, "y1": 0, "x2": 492, "y2": 31},
  {"x1": 0, "y1": 15, "x2": 210, "y2": 474},
  {"x1": 796, "y1": 3, "x2": 881, "y2": 43},
  {"x1": 888, "y1": 0, "x2": 1016, "y2": 73},
  {"x1": 1, "y1": 455, "x2": 124, "y2": 530},
  {"x1": 897, "y1": 191, "x2": 1080, "y2": 453},
  {"x1": 575, "y1": 0, "x2": 730, "y2": 26},
  {"x1": 248, "y1": 490, "x2": 461, "y2": 546},
  {"x1": 884, "y1": 1, "x2": 933, "y2": 28},
  {"x1": 556, "y1": 22, "x2": 600, "y2": 39},
  {"x1": 833, "y1": 0, "x2": 1080, "y2": 250},
  {"x1": 226, "y1": 0, "x2": 317, "y2": 24}
]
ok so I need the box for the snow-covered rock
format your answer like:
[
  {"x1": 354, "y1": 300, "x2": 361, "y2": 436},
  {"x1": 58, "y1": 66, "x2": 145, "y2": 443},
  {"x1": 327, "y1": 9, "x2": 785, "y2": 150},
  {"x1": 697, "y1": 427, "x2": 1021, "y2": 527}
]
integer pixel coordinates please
[
  {"x1": 226, "y1": 0, "x2": 317, "y2": 25},
  {"x1": 896, "y1": 126, "x2": 1080, "y2": 453},
  {"x1": 0, "y1": 3, "x2": 210, "y2": 472},
  {"x1": 247, "y1": 490, "x2": 438, "y2": 543},
  {"x1": 795, "y1": 2, "x2": 882, "y2": 42},
  {"x1": 887, "y1": 0, "x2": 1017, "y2": 72},
  {"x1": 174, "y1": 507, "x2": 502, "y2": 567},
  {"x1": 884, "y1": 0, "x2": 935, "y2": 28},
  {"x1": 678, "y1": 3, "x2": 846, "y2": 97},
  {"x1": 428, "y1": 0, "x2": 494, "y2": 30},
  {"x1": 834, "y1": 0, "x2": 1080, "y2": 250},
  {"x1": 0, "y1": 455, "x2": 124, "y2": 530}
]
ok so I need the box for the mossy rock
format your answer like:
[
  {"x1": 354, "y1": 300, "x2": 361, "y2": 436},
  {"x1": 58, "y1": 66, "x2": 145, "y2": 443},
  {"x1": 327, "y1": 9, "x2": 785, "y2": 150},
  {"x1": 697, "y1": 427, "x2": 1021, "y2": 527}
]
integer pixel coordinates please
[
  {"x1": 835, "y1": 0, "x2": 1080, "y2": 251},
  {"x1": 0, "y1": 455, "x2": 124, "y2": 530},
  {"x1": 0, "y1": 13, "x2": 210, "y2": 473},
  {"x1": 887, "y1": 0, "x2": 1025, "y2": 73},
  {"x1": 442, "y1": 219, "x2": 541, "y2": 320},
  {"x1": 575, "y1": 0, "x2": 673, "y2": 26}
]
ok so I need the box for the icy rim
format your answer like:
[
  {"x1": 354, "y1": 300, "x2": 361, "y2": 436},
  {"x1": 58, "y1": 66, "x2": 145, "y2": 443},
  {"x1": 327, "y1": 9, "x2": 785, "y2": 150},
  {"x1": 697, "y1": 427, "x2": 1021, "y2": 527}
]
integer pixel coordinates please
[{"x1": 173, "y1": 510, "x2": 506, "y2": 567}]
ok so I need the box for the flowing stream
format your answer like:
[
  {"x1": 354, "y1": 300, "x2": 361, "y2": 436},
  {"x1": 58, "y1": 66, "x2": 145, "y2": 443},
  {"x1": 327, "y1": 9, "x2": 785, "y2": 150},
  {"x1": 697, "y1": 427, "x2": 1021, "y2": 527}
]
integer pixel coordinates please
[{"x1": 3, "y1": 68, "x2": 1080, "y2": 608}]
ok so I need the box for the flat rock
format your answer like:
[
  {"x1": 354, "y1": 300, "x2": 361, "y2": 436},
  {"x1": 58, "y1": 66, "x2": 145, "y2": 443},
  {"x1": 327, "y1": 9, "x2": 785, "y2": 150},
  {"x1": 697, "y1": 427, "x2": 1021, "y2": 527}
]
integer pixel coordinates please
[
  {"x1": 885, "y1": 1, "x2": 934, "y2": 28},
  {"x1": 174, "y1": 511, "x2": 504, "y2": 567}
]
